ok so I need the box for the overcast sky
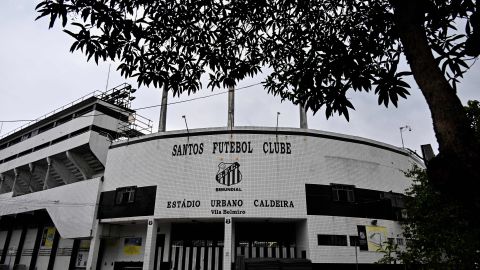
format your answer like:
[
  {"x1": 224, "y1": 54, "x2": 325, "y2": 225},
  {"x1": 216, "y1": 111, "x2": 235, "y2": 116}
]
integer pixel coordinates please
[{"x1": 1, "y1": 1, "x2": 479, "y2": 155}]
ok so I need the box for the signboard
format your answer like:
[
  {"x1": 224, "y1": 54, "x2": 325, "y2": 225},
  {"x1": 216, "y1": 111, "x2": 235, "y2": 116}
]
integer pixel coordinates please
[
  {"x1": 121, "y1": 137, "x2": 304, "y2": 219},
  {"x1": 76, "y1": 251, "x2": 88, "y2": 267},
  {"x1": 357, "y1": 225, "x2": 368, "y2": 251},
  {"x1": 41, "y1": 227, "x2": 56, "y2": 248},
  {"x1": 123, "y1": 237, "x2": 142, "y2": 255},
  {"x1": 75, "y1": 240, "x2": 91, "y2": 267},
  {"x1": 357, "y1": 225, "x2": 388, "y2": 252},
  {"x1": 164, "y1": 158, "x2": 296, "y2": 216},
  {"x1": 366, "y1": 225, "x2": 388, "y2": 251}
]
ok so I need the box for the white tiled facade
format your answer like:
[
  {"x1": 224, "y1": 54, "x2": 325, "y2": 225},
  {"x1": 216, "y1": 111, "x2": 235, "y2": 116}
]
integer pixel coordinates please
[
  {"x1": 95, "y1": 127, "x2": 422, "y2": 270},
  {"x1": 0, "y1": 93, "x2": 422, "y2": 270}
]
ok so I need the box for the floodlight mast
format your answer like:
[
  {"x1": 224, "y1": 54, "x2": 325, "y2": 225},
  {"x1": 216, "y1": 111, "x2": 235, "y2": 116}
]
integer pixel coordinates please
[
  {"x1": 299, "y1": 104, "x2": 308, "y2": 129},
  {"x1": 227, "y1": 85, "x2": 235, "y2": 129},
  {"x1": 158, "y1": 85, "x2": 168, "y2": 132}
]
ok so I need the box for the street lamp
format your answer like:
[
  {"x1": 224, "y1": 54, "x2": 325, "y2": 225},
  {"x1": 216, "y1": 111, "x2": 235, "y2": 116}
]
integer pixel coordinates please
[{"x1": 399, "y1": 125, "x2": 412, "y2": 149}]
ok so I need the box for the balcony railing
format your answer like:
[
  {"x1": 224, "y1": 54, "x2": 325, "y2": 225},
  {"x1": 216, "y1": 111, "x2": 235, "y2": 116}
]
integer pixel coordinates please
[{"x1": 0, "y1": 83, "x2": 142, "y2": 141}]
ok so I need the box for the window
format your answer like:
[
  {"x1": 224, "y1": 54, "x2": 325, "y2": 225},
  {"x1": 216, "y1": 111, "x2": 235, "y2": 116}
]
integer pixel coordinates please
[
  {"x1": 38, "y1": 122, "x2": 55, "y2": 134},
  {"x1": 74, "y1": 105, "x2": 94, "y2": 117},
  {"x1": 56, "y1": 115, "x2": 73, "y2": 126},
  {"x1": 21, "y1": 133, "x2": 31, "y2": 142},
  {"x1": 317, "y1": 234, "x2": 348, "y2": 246},
  {"x1": 115, "y1": 186, "x2": 137, "y2": 205},
  {"x1": 331, "y1": 184, "x2": 355, "y2": 202}
]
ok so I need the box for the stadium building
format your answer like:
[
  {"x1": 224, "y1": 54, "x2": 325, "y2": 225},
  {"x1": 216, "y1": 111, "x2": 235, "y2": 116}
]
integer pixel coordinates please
[{"x1": 0, "y1": 84, "x2": 424, "y2": 270}]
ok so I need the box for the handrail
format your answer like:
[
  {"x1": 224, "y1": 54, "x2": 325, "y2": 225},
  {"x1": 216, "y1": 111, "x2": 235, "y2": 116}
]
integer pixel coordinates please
[
  {"x1": 0, "y1": 83, "x2": 135, "y2": 141},
  {"x1": 0, "y1": 90, "x2": 102, "y2": 140}
]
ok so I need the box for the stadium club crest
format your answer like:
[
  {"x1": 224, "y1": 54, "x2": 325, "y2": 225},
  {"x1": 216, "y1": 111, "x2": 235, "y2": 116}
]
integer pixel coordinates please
[{"x1": 216, "y1": 162, "x2": 242, "y2": 186}]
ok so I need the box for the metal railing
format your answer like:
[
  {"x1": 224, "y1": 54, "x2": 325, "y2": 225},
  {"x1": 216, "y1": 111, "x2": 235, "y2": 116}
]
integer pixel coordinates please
[
  {"x1": 0, "y1": 90, "x2": 102, "y2": 140},
  {"x1": 114, "y1": 112, "x2": 153, "y2": 142},
  {"x1": 0, "y1": 83, "x2": 147, "y2": 141}
]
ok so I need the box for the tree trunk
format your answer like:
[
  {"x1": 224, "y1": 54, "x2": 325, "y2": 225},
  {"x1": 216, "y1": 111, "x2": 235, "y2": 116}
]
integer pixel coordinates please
[{"x1": 390, "y1": 0, "x2": 480, "y2": 208}]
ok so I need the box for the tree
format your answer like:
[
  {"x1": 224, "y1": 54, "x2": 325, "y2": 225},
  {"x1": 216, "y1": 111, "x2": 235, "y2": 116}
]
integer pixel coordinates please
[
  {"x1": 379, "y1": 103, "x2": 480, "y2": 269},
  {"x1": 35, "y1": 1, "x2": 480, "y2": 207},
  {"x1": 466, "y1": 100, "x2": 480, "y2": 141},
  {"x1": 379, "y1": 165, "x2": 480, "y2": 269}
]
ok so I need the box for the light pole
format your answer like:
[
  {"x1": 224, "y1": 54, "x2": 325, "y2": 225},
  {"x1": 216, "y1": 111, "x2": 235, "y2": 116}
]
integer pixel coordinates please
[
  {"x1": 182, "y1": 115, "x2": 189, "y2": 141},
  {"x1": 399, "y1": 125, "x2": 412, "y2": 149},
  {"x1": 276, "y1": 112, "x2": 280, "y2": 141},
  {"x1": 354, "y1": 239, "x2": 359, "y2": 270}
]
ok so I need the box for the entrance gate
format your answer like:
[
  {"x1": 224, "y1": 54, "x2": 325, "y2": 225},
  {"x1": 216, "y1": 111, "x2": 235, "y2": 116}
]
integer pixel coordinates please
[
  {"x1": 170, "y1": 240, "x2": 223, "y2": 270},
  {"x1": 169, "y1": 223, "x2": 224, "y2": 270},
  {"x1": 235, "y1": 222, "x2": 298, "y2": 260}
]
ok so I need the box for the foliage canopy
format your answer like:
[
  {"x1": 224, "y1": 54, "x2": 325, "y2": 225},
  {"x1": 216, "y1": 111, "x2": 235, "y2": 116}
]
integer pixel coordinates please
[
  {"x1": 401, "y1": 166, "x2": 480, "y2": 268},
  {"x1": 36, "y1": 0, "x2": 479, "y2": 121},
  {"x1": 466, "y1": 100, "x2": 480, "y2": 140},
  {"x1": 378, "y1": 165, "x2": 480, "y2": 269},
  {"x1": 379, "y1": 103, "x2": 480, "y2": 269}
]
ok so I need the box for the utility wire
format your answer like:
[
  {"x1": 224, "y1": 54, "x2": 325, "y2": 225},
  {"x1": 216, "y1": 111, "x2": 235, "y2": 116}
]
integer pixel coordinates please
[
  {"x1": 133, "y1": 82, "x2": 262, "y2": 111},
  {"x1": 0, "y1": 82, "x2": 263, "y2": 124}
]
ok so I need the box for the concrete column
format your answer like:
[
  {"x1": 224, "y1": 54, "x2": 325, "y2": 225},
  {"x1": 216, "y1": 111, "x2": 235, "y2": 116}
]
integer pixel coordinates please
[
  {"x1": 0, "y1": 174, "x2": 4, "y2": 194},
  {"x1": 421, "y1": 144, "x2": 435, "y2": 165},
  {"x1": 227, "y1": 86, "x2": 235, "y2": 129},
  {"x1": 295, "y1": 220, "x2": 309, "y2": 259},
  {"x1": 162, "y1": 223, "x2": 171, "y2": 264},
  {"x1": 231, "y1": 220, "x2": 235, "y2": 264},
  {"x1": 43, "y1": 162, "x2": 52, "y2": 190},
  {"x1": 86, "y1": 221, "x2": 102, "y2": 270},
  {"x1": 223, "y1": 217, "x2": 233, "y2": 270},
  {"x1": 299, "y1": 104, "x2": 308, "y2": 129},
  {"x1": 158, "y1": 85, "x2": 168, "y2": 132},
  {"x1": 143, "y1": 218, "x2": 158, "y2": 270}
]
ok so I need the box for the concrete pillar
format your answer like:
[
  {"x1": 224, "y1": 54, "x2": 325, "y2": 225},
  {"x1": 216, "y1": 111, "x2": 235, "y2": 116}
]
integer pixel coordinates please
[
  {"x1": 43, "y1": 162, "x2": 52, "y2": 190},
  {"x1": 158, "y1": 85, "x2": 168, "y2": 132},
  {"x1": 0, "y1": 174, "x2": 4, "y2": 194},
  {"x1": 86, "y1": 221, "x2": 102, "y2": 270},
  {"x1": 227, "y1": 86, "x2": 235, "y2": 129},
  {"x1": 295, "y1": 220, "x2": 309, "y2": 259},
  {"x1": 162, "y1": 223, "x2": 171, "y2": 264},
  {"x1": 143, "y1": 218, "x2": 158, "y2": 270},
  {"x1": 231, "y1": 220, "x2": 236, "y2": 264},
  {"x1": 299, "y1": 104, "x2": 308, "y2": 129},
  {"x1": 223, "y1": 217, "x2": 233, "y2": 270},
  {"x1": 421, "y1": 144, "x2": 435, "y2": 165}
]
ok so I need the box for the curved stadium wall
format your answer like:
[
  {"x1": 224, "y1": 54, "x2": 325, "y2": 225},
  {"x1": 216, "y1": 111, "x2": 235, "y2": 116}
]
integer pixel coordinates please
[{"x1": 95, "y1": 126, "x2": 421, "y2": 270}]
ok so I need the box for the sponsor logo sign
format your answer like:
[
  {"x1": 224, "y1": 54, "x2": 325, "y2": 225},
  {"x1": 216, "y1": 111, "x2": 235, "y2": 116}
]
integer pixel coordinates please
[{"x1": 357, "y1": 225, "x2": 388, "y2": 251}]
